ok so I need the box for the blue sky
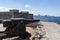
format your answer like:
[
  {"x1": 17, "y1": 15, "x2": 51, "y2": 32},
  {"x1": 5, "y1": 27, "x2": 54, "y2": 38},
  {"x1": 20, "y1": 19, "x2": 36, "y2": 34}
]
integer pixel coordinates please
[{"x1": 0, "y1": 0, "x2": 60, "y2": 16}]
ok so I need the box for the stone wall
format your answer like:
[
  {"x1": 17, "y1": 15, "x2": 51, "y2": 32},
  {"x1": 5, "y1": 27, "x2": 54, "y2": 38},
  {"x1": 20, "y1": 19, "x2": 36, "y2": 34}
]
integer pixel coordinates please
[{"x1": 0, "y1": 12, "x2": 12, "y2": 19}]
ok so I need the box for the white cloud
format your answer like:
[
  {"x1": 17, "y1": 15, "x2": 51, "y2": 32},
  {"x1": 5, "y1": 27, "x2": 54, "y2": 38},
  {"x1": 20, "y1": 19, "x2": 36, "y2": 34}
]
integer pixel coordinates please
[
  {"x1": 0, "y1": 6, "x2": 19, "y2": 12},
  {"x1": 0, "y1": 7, "x2": 9, "y2": 11},
  {"x1": 0, "y1": 6, "x2": 59, "y2": 16},
  {"x1": 25, "y1": 4, "x2": 31, "y2": 8}
]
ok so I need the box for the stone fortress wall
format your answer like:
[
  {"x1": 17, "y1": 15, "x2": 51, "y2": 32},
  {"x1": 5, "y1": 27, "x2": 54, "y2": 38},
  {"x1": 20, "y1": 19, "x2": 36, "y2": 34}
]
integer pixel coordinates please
[{"x1": 0, "y1": 9, "x2": 33, "y2": 20}]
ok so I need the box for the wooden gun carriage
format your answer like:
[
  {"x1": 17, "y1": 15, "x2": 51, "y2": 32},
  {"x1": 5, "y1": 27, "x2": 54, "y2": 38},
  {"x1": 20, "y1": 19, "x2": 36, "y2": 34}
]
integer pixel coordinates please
[{"x1": 0, "y1": 18, "x2": 40, "y2": 40}]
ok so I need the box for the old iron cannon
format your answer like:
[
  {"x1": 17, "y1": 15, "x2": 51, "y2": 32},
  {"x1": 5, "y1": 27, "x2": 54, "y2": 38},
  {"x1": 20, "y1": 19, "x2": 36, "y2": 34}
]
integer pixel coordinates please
[{"x1": 0, "y1": 18, "x2": 40, "y2": 40}]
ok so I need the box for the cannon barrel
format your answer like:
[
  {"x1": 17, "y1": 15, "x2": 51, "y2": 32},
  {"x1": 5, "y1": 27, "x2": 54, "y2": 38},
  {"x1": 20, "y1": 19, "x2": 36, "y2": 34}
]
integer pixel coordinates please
[{"x1": 0, "y1": 18, "x2": 40, "y2": 40}]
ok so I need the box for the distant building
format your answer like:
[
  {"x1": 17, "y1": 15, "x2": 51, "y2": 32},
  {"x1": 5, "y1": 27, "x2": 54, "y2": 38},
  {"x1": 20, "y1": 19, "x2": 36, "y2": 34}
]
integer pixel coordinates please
[{"x1": 0, "y1": 10, "x2": 33, "y2": 20}]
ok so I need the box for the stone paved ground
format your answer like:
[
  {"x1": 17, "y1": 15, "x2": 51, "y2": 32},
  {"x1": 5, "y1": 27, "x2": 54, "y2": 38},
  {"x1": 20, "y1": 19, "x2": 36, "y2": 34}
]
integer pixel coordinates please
[
  {"x1": 0, "y1": 21, "x2": 60, "y2": 40},
  {"x1": 41, "y1": 21, "x2": 60, "y2": 40},
  {"x1": 0, "y1": 24, "x2": 6, "y2": 31}
]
